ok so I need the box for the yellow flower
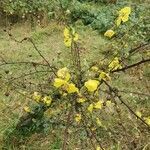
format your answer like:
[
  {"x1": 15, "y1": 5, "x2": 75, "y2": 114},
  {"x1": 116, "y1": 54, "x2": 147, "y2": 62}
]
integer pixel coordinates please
[
  {"x1": 116, "y1": 17, "x2": 122, "y2": 27},
  {"x1": 73, "y1": 33, "x2": 79, "y2": 41},
  {"x1": 91, "y1": 127, "x2": 97, "y2": 131},
  {"x1": 43, "y1": 96, "x2": 52, "y2": 106},
  {"x1": 63, "y1": 27, "x2": 79, "y2": 47},
  {"x1": 96, "y1": 118, "x2": 102, "y2": 127},
  {"x1": 75, "y1": 114, "x2": 81, "y2": 122},
  {"x1": 72, "y1": 28, "x2": 79, "y2": 41},
  {"x1": 64, "y1": 38, "x2": 72, "y2": 47},
  {"x1": 65, "y1": 83, "x2": 79, "y2": 94},
  {"x1": 91, "y1": 66, "x2": 99, "y2": 72},
  {"x1": 106, "y1": 100, "x2": 113, "y2": 107},
  {"x1": 96, "y1": 146, "x2": 101, "y2": 150},
  {"x1": 94, "y1": 101, "x2": 103, "y2": 109},
  {"x1": 87, "y1": 104, "x2": 94, "y2": 113},
  {"x1": 99, "y1": 71, "x2": 111, "y2": 81},
  {"x1": 85, "y1": 79, "x2": 100, "y2": 92},
  {"x1": 144, "y1": 117, "x2": 150, "y2": 125},
  {"x1": 96, "y1": 146, "x2": 105, "y2": 150},
  {"x1": 24, "y1": 106, "x2": 31, "y2": 113},
  {"x1": 136, "y1": 111, "x2": 142, "y2": 118},
  {"x1": 77, "y1": 98, "x2": 86, "y2": 103},
  {"x1": 63, "y1": 27, "x2": 72, "y2": 47},
  {"x1": 63, "y1": 27, "x2": 70, "y2": 39},
  {"x1": 54, "y1": 78, "x2": 66, "y2": 88},
  {"x1": 57, "y1": 67, "x2": 71, "y2": 81},
  {"x1": 62, "y1": 93, "x2": 67, "y2": 97},
  {"x1": 119, "y1": 7, "x2": 131, "y2": 22},
  {"x1": 33, "y1": 92, "x2": 41, "y2": 102},
  {"x1": 116, "y1": 7, "x2": 131, "y2": 26},
  {"x1": 104, "y1": 29, "x2": 115, "y2": 38},
  {"x1": 108, "y1": 57, "x2": 122, "y2": 71}
]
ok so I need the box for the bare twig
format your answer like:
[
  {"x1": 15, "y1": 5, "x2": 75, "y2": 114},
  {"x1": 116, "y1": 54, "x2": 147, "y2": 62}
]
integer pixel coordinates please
[
  {"x1": 81, "y1": 109, "x2": 105, "y2": 150},
  {"x1": 112, "y1": 58, "x2": 150, "y2": 73},
  {"x1": 7, "y1": 70, "x2": 52, "y2": 83},
  {"x1": 62, "y1": 104, "x2": 73, "y2": 150},
  {"x1": 81, "y1": 117, "x2": 97, "y2": 150},
  {"x1": 129, "y1": 42, "x2": 150, "y2": 54},
  {"x1": 104, "y1": 81, "x2": 150, "y2": 130},
  {"x1": 0, "y1": 61, "x2": 50, "y2": 67},
  {"x1": 4, "y1": 30, "x2": 57, "y2": 76}
]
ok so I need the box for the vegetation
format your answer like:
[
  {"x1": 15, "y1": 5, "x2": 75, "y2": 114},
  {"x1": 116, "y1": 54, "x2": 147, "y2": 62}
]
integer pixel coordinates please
[{"x1": 0, "y1": 0, "x2": 150, "y2": 150}]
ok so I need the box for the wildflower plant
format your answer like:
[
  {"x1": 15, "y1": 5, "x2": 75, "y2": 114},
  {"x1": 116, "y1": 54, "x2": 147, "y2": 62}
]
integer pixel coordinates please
[
  {"x1": 1, "y1": 4, "x2": 150, "y2": 150},
  {"x1": 15, "y1": 25, "x2": 149, "y2": 149}
]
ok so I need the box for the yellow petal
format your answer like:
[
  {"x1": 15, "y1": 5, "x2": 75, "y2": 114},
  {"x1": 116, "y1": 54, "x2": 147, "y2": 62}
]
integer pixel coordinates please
[
  {"x1": 33, "y1": 92, "x2": 41, "y2": 102},
  {"x1": 96, "y1": 118, "x2": 102, "y2": 127},
  {"x1": 99, "y1": 71, "x2": 111, "y2": 81},
  {"x1": 57, "y1": 67, "x2": 71, "y2": 81},
  {"x1": 75, "y1": 114, "x2": 81, "y2": 122},
  {"x1": 54, "y1": 78, "x2": 66, "y2": 88},
  {"x1": 24, "y1": 106, "x2": 31, "y2": 113},
  {"x1": 119, "y1": 7, "x2": 131, "y2": 15},
  {"x1": 136, "y1": 111, "x2": 142, "y2": 118},
  {"x1": 144, "y1": 117, "x2": 150, "y2": 125},
  {"x1": 104, "y1": 29, "x2": 115, "y2": 38},
  {"x1": 91, "y1": 127, "x2": 97, "y2": 131},
  {"x1": 108, "y1": 57, "x2": 122, "y2": 71},
  {"x1": 87, "y1": 104, "x2": 94, "y2": 113},
  {"x1": 73, "y1": 33, "x2": 79, "y2": 41},
  {"x1": 91, "y1": 66, "x2": 99, "y2": 72},
  {"x1": 96, "y1": 146, "x2": 101, "y2": 150},
  {"x1": 77, "y1": 98, "x2": 86, "y2": 103},
  {"x1": 65, "y1": 83, "x2": 79, "y2": 94},
  {"x1": 63, "y1": 27, "x2": 70, "y2": 38},
  {"x1": 62, "y1": 93, "x2": 67, "y2": 97},
  {"x1": 64, "y1": 38, "x2": 72, "y2": 47},
  {"x1": 116, "y1": 17, "x2": 122, "y2": 26},
  {"x1": 118, "y1": 7, "x2": 131, "y2": 24},
  {"x1": 106, "y1": 100, "x2": 113, "y2": 107},
  {"x1": 94, "y1": 101, "x2": 103, "y2": 109},
  {"x1": 122, "y1": 14, "x2": 129, "y2": 22},
  {"x1": 85, "y1": 79, "x2": 99, "y2": 92},
  {"x1": 43, "y1": 96, "x2": 52, "y2": 106}
]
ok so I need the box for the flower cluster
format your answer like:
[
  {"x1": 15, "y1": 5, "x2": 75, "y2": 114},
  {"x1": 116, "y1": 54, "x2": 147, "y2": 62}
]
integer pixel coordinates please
[
  {"x1": 63, "y1": 27, "x2": 79, "y2": 47},
  {"x1": 32, "y1": 92, "x2": 52, "y2": 106},
  {"x1": 104, "y1": 6, "x2": 131, "y2": 39},
  {"x1": 116, "y1": 7, "x2": 131, "y2": 27},
  {"x1": 52, "y1": 64, "x2": 117, "y2": 125},
  {"x1": 104, "y1": 30, "x2": 115, "y2": 38},
  {"x1": 108, "y1": 57, "x2": 122, "y2": 71},
  {"x1": 23, "y1": 92, "x2": 52, "y2": 113},
  {"x1": 87, "y1": 100, "x2": 103, "y2": 113},
  {"x1": 54, "y1": 67, "x2": 79, "y2": 94}
]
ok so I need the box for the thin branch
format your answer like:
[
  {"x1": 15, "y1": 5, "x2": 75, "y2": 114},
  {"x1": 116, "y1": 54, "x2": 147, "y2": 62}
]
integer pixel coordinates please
[
  {"x1": 118, "y1": 90, "x2": 150, "y2": 97},
  {"x1": 62, "y1": 105, "x2": 73, "y2": 150},
  {"x1": 7, "y1": 70, "x2": 52, "y2": 83},
  {"x1": 104, "y1": 81, "x2": 150, "y2": 130},
  {"x1": 129, "y1": 42, "x2": 150, "y2": 54},
  {"x1": 81, "y1": 109, "x2": 105, "y2": 150},
  {"x1": 4, "y1": 30, "x2": 57, "y2": 76},
  {"x1": 112, "y1": 58, "x2": 150, "y2": 73},
  {"x1": 101, "y1": 89, "x2": 150, "y2": 97},
  {"x1": 0, "y1": 61, "x2": 50, "y2": 67},
  {"x1": 81, "y1": 117, "x2": 97, "y2": 150}
]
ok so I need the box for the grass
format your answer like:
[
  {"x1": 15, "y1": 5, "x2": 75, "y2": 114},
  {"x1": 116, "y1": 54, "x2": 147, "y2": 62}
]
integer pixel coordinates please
[{"x1": 0, "y1": 21, "x2": 150, "y2": 149}]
